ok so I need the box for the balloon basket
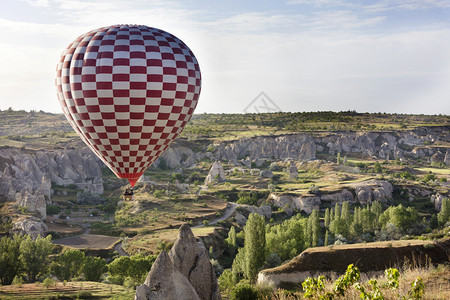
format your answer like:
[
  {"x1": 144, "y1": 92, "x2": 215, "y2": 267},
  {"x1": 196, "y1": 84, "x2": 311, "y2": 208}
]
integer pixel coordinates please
[{"x1": 123, "y1": 187, "x2": 134, "y2": 201}]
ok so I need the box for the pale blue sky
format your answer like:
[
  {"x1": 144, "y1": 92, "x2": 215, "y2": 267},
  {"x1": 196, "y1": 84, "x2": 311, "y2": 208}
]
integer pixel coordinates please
[{"x1": 0, "y1": 0, "x2": 449, "y2": 114}]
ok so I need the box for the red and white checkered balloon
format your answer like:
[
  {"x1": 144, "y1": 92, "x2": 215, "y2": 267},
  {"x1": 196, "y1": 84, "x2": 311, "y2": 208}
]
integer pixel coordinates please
[{"x1": 56, "y1": 25, "x2": 201, "y2": 186}]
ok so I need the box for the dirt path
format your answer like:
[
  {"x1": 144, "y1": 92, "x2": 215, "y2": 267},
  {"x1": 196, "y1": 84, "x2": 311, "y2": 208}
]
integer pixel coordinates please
[
  {"x1": 114, "y1": 241, "x2": 129, "y2": 256},
  {"x1": 194, "y1": 202, "x2": 237, "y2": 228}
]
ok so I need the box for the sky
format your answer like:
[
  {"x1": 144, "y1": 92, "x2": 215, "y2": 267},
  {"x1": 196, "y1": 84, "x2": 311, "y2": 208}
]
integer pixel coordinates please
[{"x1": 0, "y1": 0, "x2": 449, "y2": 115}]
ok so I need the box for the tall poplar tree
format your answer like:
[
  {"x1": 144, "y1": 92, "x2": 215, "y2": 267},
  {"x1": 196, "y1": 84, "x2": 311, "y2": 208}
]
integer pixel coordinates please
[{"x1": 243, "y1": 213, "x2": 266, "y2": 282}]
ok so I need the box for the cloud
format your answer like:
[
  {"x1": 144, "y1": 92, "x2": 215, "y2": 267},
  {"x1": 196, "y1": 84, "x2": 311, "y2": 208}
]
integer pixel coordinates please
[{"x1": 1, "y1": 0, "x2": 450, "y2": 114}]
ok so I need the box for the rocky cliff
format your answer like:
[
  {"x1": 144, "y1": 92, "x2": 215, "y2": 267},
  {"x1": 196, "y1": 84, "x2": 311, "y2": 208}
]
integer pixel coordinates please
[
  {"x1": 0, "y1": 147, "x2": 104, "y2": 221},
  {"x1": 318, "y1": 128, "x2": 449, "y2": 161},
  {"x1": 149, "y1": 128, "x2": 449, "y2": 170}
]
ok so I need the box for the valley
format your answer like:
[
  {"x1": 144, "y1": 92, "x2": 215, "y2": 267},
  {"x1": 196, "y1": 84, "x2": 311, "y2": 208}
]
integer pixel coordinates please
[{"x1": 0, "y1": 109, "x2": 449, "y2": 299}]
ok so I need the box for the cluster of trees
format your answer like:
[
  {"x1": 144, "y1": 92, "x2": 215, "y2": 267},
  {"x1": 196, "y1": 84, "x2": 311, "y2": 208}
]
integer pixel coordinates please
[
  {"x1": 220, "y1": 200, "x2": 449, "y2": 288},
  {"x1": 0, "y1": 234, "x2": 156, "y2": 287}
]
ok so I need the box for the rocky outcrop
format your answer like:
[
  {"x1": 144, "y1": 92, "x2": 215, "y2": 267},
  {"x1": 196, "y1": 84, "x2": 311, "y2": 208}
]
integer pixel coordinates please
[
  {"x1": 351, "y1": 180, "x2": 393, "y2": 204},
  {"x1": 152, "y1": 144, "x2": 213, "y2": 170},
  {"x1": 169, "y1": 224, "x2": 221, "y2": 300},
  {"x1": 136, "y1": 251, "x2": 200, "y2": 300},
  {"x1": 137, "y1": 224, "x2": 221, "y2": 300},
  {"x1": 260, "y1": 169, "x2": 273, "y2": 179},
  {"x1": 321, "y1": 130, "x2": 448, "y2": 161},
  {"x1": 234, "y1": 213, "x2": 247, "y2": 226},
  {"x1": 269, "y1": 180, "x2": 393, "y2": 213},
  {"x1": 445, "y1": 149, "x2": 450, "y2": 166},
  {"x1": 431, "y1": 193, "x2": 447, "y2": 211},
  {"x1": 288, "y1": 163, "x2": 298, "y2": 179},
  {"x1": 148, "y1": 128, "x2": 448, "y2": 171},
  {"x1": 258, "y1": 238, "x2": 450, "y2": 289},
  {"x1": 320, "y1": 189, "x2": 354, "y2": 203},
  {"x1": 268, "y1": 194, "x2": 321, "y2": 214},
  {"x1": 10, "y1": 217, "x2": 48, "y2": 239},
  {"x1": 204, "y1": 162, "x2": 226, "y2": 185},
  {"x1": 0, "y1": 147, "x2": 104, "y2": 214},
  {"x1": 216, "y1": 134, "x2": 316, "y2": 163},
  {"x1": 238, "y1": 204, "x2": 272, "y2": 219},
  {"x1": 16, "y1": 187, "x2": 47, "y2": 219}
]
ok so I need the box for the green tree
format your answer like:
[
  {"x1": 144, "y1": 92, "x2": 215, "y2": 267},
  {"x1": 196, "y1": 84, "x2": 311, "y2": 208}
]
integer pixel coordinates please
[
  {"x1": 108, "y1": 256, "x2": 131, "y2": 284},
  {"x1": 265, "y1": 215, "x2": 305, "y2": 261},
  {"x1": 0, "y1": 234, "x2": 25, "y2": 285},
  {"x1": 243, "y1": 213, "x2": 265, "y2": 282},
  {"x1": 231, "y1": 247, "x2": 245, "y2": 284},
  {"x1": 127, "y1": 255, "x2": 156, "y2": 283},
  {"x1": 324, "y1": 230, "x2": 329, "y2": 246},
  {"x1": 324, "y1": 208, "x2": 331, "y2": 228},
  {"x1": 379, "y1": 204, "x2": 418, "y2": 232},
  {"x1": 52, "y1": 249, "x2": 85, "y2": 281},
  {"x1": 218, "y1": 269, "x2": 234, "y2": 292},
  {"x1": 226, "y1": 226, "x2": 237, "y2": 255},
  {"x1": 83, "y1": 256, "x2": 107, "y2": 282},
  {"x1": 330, "y1": 218, "x2": 349, "y2": 239},
  {"x1": 438, "y1": 198, "x2": 450, "y2": 226},
  {"x1": 341, "y1": 202, "x2": 351, "y2": 225},
  {"x1": 373, "y1": 162, "x2": 382, "y2": 173},
  {"x1": 227, "y1": 226, "x2": 237, "y2": 248},
  {"x1": 229, "y1": 283, "x2": 258, "y2": 300},
  {"x1": 19, "y1": 235, "x2": 53, "y2": 282},
  {"x1": 370, "y1": 201, "x2": 383, "y2": 218},
  {"x1": 334, "y1": 203, "x2": 341, "y2": 221},
  {"x1": 43, "y1": 277, "x2": 55, "y2": 289},
  {"x1": 310, "y1": 209, "x2": 321, "y2": 247},
  {"x1": 108, "y1": 255, "x2": 156, "y2": 285}
]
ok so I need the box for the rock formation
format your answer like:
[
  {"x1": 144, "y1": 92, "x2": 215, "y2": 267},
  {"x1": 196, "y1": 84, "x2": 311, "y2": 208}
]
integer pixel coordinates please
[
  {"x1": 136, "y1": 224, "x2": 221, "y2": 300},
  {"x1": 445, "y1": 149, "x2": 450, "y2": 166},
  {"x1": 260, "y1": 169, "x2": 273, "y2": 179},
  {"x1": 269, "y1": 180, "x2": 393, "y2": 213},
  {"x1": 169, "y1": 224, "x2": 221, "y2": 300},
  {"x1": 0, "y1": 147, "x2": 104, "y2": 217},
  {"x1": 258, "y1": 238, "x2": 450, "y2": 289},
  {"x1": 135, "y1": 251, "x2": 200, "y2": 300},
  {"x1": 431, "y1": 193, "x2": 447, "y2": 211},
  {"x1": 16, "y1": 187, "x2": 47, "y2": 219},
  {"x1": 234, "y1": 213, "x2": 247, "y2": 226},
  {"x1": 288, "y1": 163, "x2": 298, "y2": 179},
  {"x1": 204, "y1": 161, "x2": 226, "y2": 185},
  {"x1": 216, "y1": 134, "x2": 316, "y2": 163},
  {"x1": 145, "y1": 128, "x2": 448, "y2": 170},
  {"x1": 10, "y1": 217, "x2": 48, "y2": 239},
  {"x1": 268, "y1": 194, "x2": 321, "y2": 214},
  {"x1": 238, "y1": 204, "x2": 272, "y2": 219},
  {"x1": 351, "y1": 180, "x2": 393, "y2": 204}
]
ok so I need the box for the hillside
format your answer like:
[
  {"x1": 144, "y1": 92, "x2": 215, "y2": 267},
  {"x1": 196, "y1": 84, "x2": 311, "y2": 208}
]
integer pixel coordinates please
[{"x1": 0, "y1": 109, "x2": 449, "y2": 299}]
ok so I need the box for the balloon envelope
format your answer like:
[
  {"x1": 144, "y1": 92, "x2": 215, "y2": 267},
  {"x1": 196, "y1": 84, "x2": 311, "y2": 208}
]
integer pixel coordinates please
[{"x1": 56, "y1": 25, "x2": 201, "y2": 186}]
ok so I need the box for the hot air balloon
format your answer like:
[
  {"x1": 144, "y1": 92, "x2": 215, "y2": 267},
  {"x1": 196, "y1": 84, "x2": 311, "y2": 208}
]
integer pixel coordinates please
[{"x1": 55, "y1": 25, "x2": 201, "y2": 187}]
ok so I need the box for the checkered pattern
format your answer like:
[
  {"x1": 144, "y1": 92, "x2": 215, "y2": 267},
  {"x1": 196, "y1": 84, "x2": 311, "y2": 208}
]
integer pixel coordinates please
[{"x1": 56, "y1": 25, "x2": 201, "y2": 185}]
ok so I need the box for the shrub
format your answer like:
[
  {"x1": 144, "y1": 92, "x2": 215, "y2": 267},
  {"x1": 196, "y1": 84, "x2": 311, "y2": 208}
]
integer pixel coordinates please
[
  {"x1": 77, "y1": 291, "x2": 93, "y2": 299},
  {"x1": 229, "y1": 283, "x2": 258, "y2": 300},
  {"x1": 46, "y1": 204, "x2": 61, "y2": 215},
  {"x1": 153, "y1": 189, "x2": 165, "y2": 198},
  {"x1": 11, "y1": 275, "x2": 23, "y2": 286},
  {"x1": 83, "y1": 256, "x2": 107, "y2": 282},
  {"x1": 218, "y1": 269, "x2": 234, "y2": 292},
  {"x1": 43, "y1": 277, "x2": 55, "y2": 289}
]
